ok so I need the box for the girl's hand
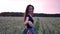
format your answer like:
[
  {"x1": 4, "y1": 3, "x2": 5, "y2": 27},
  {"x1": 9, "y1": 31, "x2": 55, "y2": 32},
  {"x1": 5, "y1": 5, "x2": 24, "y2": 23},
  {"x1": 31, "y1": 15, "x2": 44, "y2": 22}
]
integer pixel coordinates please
[{"x1": 28, "y1": 21, "x2": 34, "y2": 28}]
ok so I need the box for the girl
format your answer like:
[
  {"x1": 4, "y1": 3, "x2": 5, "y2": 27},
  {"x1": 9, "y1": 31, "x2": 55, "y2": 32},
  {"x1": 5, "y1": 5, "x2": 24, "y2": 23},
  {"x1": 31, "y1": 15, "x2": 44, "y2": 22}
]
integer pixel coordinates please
[{"x1": 23, "y1": 5, "x2": 35, "y2": 34}]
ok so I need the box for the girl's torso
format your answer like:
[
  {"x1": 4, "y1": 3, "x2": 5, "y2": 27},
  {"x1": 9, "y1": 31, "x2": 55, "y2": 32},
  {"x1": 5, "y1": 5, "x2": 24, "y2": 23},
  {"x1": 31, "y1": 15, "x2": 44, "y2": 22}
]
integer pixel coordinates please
[{"x1": 26, "y1": 15, "x2": 34, "y2": 28}]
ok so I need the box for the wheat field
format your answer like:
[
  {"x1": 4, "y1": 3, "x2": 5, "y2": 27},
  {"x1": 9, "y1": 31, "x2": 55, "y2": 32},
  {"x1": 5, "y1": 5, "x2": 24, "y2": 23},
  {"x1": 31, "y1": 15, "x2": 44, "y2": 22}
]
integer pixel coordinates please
[{"x1": 0, "y1": 17, "x2": 60, "y2": 34}]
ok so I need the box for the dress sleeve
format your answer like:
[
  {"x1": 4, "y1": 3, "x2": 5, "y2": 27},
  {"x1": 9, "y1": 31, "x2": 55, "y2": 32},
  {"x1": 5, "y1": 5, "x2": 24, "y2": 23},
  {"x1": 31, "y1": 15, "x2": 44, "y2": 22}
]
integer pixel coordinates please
[{"x1": 26, "y1": 15, "x2": 29, "y2": 17}]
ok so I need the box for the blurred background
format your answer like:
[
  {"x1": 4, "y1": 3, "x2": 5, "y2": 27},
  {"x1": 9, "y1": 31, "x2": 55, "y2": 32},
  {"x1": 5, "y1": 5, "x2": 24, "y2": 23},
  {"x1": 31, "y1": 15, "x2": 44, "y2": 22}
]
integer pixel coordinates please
[{"x1": 0, "y1": 0, "x2": 60, "y2": 34}]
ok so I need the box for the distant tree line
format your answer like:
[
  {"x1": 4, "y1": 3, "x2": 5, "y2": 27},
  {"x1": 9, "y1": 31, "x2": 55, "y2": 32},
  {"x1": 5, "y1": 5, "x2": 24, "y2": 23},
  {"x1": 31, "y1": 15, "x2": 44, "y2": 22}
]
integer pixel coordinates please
[{"x1": 0, "y1": 12, "x2": 60, "y2": 17}]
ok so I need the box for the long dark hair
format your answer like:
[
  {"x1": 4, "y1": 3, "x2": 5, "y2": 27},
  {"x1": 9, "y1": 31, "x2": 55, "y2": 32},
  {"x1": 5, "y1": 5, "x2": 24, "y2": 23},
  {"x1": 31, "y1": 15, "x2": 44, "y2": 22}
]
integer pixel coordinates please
[{"x1": 24, "y1": 5, "x2": 34, "y2": 22}]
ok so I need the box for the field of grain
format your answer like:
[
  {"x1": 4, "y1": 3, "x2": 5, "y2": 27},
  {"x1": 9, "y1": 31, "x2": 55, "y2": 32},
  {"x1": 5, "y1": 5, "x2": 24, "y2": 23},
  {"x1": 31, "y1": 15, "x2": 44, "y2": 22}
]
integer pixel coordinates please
[{"x1": 0, "y1": 17, "x2": 60, "y2": 34}]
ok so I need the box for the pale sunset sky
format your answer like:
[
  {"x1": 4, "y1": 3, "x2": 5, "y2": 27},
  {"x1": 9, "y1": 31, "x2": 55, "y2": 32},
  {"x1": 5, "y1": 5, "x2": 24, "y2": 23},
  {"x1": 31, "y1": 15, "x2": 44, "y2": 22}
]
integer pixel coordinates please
[{"x1": 0, "y1": 0, "x2": 60, "y2": 14}]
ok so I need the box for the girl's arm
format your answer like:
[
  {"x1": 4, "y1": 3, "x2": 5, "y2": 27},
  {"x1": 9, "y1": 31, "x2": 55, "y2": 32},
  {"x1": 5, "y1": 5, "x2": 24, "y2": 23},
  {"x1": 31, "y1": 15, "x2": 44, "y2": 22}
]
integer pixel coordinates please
[
  {"x1": 24, "y1": 17, "x2": 29, "y2": 24},
  {"x1": 24, "y1": 17, "x2": 34, "y2": 28},
  {"x1": 28, "y1": 21, "x2": 34, "y2": 28}
]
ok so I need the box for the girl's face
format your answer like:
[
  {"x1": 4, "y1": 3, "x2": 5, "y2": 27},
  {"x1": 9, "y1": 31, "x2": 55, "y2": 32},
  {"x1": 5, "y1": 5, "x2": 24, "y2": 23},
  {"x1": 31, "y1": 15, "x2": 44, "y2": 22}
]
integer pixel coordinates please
[{"x1": 28, "y1": 6, "x2": 34, "y2": 15}]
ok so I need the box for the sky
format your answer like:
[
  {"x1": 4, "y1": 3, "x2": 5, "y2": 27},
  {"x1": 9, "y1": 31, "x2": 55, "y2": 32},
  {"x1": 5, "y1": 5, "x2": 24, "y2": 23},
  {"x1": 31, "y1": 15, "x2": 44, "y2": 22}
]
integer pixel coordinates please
[{"x1": 0, "y1": 0, "x2": 60, "y2": 14}]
